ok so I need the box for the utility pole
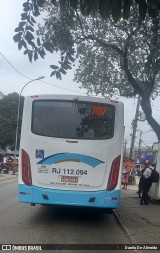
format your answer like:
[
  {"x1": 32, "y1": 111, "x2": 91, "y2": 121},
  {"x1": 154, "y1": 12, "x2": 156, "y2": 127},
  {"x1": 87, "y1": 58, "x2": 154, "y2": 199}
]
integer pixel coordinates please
[
  {"x1": 130, "y1": 95, "x2": 141, "y2": 160},
  {"x1": 138, "y1": 130, "x2": 143, "y2": 162},
  {"x1": 138, "y1": 130, "x2": 142, "y2": 151},
  {"x1": 124, "y1": 139, "x2": 127, "y2": 157}
]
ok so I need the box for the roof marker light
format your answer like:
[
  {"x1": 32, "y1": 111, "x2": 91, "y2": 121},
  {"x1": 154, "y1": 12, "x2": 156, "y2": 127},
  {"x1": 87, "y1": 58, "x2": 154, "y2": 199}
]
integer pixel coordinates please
[
  {"x1": 30, "y1": 95, "x2": 39, "y2": 98},
  {"x1": 110, "y1": 99, "x2": 118, "y2": 103}
]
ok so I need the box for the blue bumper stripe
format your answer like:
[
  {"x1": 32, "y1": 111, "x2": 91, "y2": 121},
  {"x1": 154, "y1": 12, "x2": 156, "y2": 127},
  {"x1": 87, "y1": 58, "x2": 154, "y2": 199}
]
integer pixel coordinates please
[{"x1": 18, "y1": 184, "x2": 120, "y2": 208}]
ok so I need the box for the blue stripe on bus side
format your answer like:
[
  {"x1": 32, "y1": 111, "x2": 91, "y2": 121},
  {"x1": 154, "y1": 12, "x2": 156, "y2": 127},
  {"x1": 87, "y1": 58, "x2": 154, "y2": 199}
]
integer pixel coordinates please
[
  {"x1": 37, "y1": 153, "x2": 105, "y2": 168},
  {"x1": 18, "y1": 184, "x2": 120, "y2": 208}
]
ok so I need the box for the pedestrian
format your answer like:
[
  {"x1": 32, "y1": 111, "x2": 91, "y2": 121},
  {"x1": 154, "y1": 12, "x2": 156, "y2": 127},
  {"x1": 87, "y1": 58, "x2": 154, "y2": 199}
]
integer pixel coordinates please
[
  {"x1": 122, "y1": 166, "x2": 129, "y2": 189},
  {"x1": 0, "y1": 154, "x2": 3, "y2": 163},
  {"x1": 138, "y1": 166, "x2": 145, "y2": 198},
  {"x1": 3, "y1": 155, "x2": 7, "y2": 165},
  {"x1": 140, "y1": 160, "x2": 153, "y2": 205}
]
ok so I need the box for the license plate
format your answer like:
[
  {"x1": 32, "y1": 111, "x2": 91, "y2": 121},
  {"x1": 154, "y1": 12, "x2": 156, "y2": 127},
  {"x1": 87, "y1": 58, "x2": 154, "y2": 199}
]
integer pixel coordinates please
[{"x1": 61, "y1": 176, "x2": 78, "y2": 183}]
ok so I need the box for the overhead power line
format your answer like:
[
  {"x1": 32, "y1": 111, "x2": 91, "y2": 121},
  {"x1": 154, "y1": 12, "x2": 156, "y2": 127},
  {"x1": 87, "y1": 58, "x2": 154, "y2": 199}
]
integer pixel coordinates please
[
  {"x1": 141, "y1": 140, "x2": 151, "y2": 147},
  {"x1": 0, "y1": 51, "x2": 87, "y2": 95},
  {"x1": 40, "y1": 79, "x2": 87, "y2": 95},
  {"x1": 0, "y1": 51, "x2": 31, "y2": 80}
]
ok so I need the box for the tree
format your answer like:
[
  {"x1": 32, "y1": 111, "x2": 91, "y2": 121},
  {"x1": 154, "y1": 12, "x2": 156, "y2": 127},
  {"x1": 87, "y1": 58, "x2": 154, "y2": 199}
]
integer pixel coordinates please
[
  {"x1": 73, "y1": 12, "x2": 160, "y2": 141},
  {"x1": 13, "y1": 0, "x2": 160, "y2": 74},
  {"x1": 0, "y1": 93, "x2": 24, "y2": 150},
  {"x1": 13, "y1": 1, "x2": 160, "y2": 141},
  {"x1": 14, "y1": 0, "x2": 160, "y2": 24}
]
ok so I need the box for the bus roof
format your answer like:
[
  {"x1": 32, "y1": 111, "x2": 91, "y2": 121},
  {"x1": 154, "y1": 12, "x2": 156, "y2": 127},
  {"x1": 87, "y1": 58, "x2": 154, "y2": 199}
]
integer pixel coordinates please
[{"x1": 28, "y1": 94, "x2": 123, "y2": 105}]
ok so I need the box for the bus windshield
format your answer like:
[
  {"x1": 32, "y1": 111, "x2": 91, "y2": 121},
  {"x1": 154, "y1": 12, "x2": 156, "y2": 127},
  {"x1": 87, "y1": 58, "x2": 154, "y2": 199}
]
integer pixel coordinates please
[{"x1": 31, "y1": 100, "x2": 115, "y2": 140}]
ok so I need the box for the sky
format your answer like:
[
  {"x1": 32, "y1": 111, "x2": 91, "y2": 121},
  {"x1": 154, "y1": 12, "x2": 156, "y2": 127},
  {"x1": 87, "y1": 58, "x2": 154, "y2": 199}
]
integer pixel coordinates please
[{"x1": 0, "y1": 0, "x2": 159, "y2": 152}]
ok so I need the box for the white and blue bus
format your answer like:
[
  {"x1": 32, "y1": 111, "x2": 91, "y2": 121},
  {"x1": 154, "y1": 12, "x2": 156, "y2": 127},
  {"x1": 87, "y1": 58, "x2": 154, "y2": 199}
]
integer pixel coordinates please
[{"x1": 18, "y1": 95, "x2": 124, "y2": 213}]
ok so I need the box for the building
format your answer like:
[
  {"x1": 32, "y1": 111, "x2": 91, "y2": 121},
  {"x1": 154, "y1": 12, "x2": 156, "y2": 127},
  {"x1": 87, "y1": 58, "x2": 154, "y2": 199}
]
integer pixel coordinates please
[{"x1": 138, "y1": 151, "x2": 153, "y2": 164}]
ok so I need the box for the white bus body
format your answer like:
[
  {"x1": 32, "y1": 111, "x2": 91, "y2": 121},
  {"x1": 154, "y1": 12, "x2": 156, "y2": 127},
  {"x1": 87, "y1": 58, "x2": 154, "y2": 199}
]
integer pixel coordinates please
[{"x1": 18, "y1": 95, "x2": 124, "y2": 212}]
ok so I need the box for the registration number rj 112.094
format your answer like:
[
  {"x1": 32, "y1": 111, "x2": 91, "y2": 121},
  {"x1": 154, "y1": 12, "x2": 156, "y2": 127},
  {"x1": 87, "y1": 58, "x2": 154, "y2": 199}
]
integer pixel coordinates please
[{"x1": 52, "y1": 168, "x2": 87, "y2": 175}]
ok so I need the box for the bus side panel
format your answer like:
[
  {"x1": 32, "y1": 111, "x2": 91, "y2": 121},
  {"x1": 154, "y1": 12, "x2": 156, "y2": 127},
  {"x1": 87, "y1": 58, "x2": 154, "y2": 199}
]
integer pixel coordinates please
[
  {"x1": 18, "y1": 184, "x2": 120, "y2": 208},
  {"x1": 18, "y1": 97, "x2": 29, "y2": 185}
]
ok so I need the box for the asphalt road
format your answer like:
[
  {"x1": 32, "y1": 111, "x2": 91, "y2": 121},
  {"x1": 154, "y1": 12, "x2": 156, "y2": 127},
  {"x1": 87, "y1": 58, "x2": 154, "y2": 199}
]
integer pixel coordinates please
[{"x1": 0, "y1": 179, "x2": 132, "y2": 252}]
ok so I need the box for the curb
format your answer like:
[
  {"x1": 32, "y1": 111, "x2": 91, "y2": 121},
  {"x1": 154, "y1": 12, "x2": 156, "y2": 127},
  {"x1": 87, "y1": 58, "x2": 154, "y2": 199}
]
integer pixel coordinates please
[
  {"x1": 0, "y1": 175, "x2": 18, "y2": 183},
  {"x1": 113, "y1": 209, "x2": 134, "y2": 243},
  {"x1": 113, "y1": 210, "x2": 143, "y2": 253}
]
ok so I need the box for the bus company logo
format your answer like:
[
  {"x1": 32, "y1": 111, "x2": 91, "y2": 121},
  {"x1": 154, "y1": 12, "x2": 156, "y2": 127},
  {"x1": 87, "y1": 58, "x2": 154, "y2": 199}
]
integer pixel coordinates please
[
  {"x1": 37, "y1": 165, "x2": 49, "y2": 174},
  {"x1": 37, "y1": 153, "x2": 105, "y2": 168}
]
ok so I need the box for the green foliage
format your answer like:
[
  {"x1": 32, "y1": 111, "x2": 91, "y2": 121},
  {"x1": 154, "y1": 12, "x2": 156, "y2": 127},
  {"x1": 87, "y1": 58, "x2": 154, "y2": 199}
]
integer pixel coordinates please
[
  {"x1": 13, "y1": 0, "x2": 76, "y2": 79},
  {"x1": 0, "y1": 93, "x2": 24, "y2": 149},
  {"x1": 14, "y1": 0, "x2": 160, "y2": 25},
  {"x1": 98, "y1": 0, "x2": 112, "y2": 20},
  {"x1": 72, "y1": 13, "x2": 160, "y2": 98},
  {"x1": 139, "y1": 0, "x2": 148, "y2": 20},
  {"x1": 112, "y1": 0, "x2": 122, "y2": 22},
  {"x1": 13, "y1": 0, "x2": 160, "y2": 80},
  {"x1": 13, "y1": 0, "x2": 160, "y2": 98}
]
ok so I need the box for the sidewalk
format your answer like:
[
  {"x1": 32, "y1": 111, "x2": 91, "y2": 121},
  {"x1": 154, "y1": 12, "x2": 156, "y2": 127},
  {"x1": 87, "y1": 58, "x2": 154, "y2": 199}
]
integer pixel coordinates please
[
  {"x1": 114, "y1": 182, "x2": 160, "y2": 245},
  {"x1": 0, "y1": 170, "x2": 18, "y2": 182}
]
